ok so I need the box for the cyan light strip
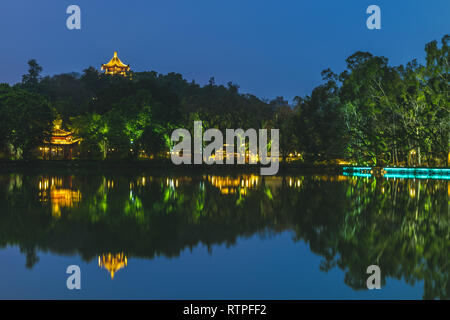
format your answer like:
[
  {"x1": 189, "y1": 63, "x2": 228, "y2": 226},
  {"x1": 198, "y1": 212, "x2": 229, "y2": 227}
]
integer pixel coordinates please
[
  {"x1": 384, "y1": 167, "x2": 450, "y2": 174},
  {"x1": 342, "y1": 166, "x2": 450, "y2": 180},
  {"x1": 383, "y1": 174, "x2": 450, "y2": 180},
  {"x1": 342, "y1": 167, "x2": 371, "y2": 171},
  {"x1": 343, "y1": 172, "x2": 372, "y2": 178}
]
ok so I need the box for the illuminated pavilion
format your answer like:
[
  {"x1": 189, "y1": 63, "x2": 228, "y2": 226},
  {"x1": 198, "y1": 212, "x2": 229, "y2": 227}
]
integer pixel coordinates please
[
  {"x1": 41, "y1": 122, "x2": 81, "y2": 160},
  {"x1": 101, "y1": 51, "x2": 131, "y2": 77}
]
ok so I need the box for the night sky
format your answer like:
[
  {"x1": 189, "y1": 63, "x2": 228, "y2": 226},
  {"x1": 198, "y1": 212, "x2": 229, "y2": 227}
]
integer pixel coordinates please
[{"x1": 0, "y1": 0, "x2": 449, "y2": 101}]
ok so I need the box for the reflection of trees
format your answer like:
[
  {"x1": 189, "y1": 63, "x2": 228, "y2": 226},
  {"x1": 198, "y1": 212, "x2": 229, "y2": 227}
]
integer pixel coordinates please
[
  {"x1": 339, "y1": 178, "x2": 449, "y2": 300},
  {"x1": 0, "y1": 173, "x2": 447, "y2": 299},
  {"x1": 20, "y1": 246, "x2": 40, "y2": 269},
  {"x1": 285, "y1": 177, "x2": 449, "y2": 300}
]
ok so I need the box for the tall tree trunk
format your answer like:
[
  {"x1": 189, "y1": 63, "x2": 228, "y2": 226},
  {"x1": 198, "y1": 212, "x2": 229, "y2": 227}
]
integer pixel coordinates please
[
  {"x1": 416, "y1": 128, "x2": 421, "y2": 166},
  {"x1": 417, "y1": 146, "x2": 421, "y2": 166}
]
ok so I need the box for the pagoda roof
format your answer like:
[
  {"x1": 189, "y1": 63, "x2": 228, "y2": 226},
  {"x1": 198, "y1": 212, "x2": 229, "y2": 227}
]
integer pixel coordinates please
[
  {"x1": 43, "y1": 127, "x2": 81, "y2": 145},
  {"x1": 52, "y1": 128, "x2": 72, "y2": 137},
  {"x1": 101, "y1": 51, "x2": 130, "y2": 70}
]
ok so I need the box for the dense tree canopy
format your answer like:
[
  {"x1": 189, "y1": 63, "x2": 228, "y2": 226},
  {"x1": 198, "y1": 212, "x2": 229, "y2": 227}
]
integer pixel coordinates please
[{"x1": 0, "y1": 35, "x2": 448, "y2": 166}]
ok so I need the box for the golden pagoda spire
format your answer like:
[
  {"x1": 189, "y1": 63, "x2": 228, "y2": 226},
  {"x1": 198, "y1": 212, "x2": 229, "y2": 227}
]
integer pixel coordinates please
[{"x1": 101, "y1": 51, "x2": 131, "y2": 77}]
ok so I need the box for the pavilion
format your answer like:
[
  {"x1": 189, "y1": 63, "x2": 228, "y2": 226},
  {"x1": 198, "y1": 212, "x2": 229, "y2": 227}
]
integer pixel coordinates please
[
  {"x1": 41, "y1": 124, "x2": 80, "y2": 160},
  {"x1": 101, "y1": 51, "x2": 131, "y2": 77}
]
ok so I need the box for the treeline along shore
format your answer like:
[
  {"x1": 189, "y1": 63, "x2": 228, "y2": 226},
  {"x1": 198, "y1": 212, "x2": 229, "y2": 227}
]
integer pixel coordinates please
[
  {"x1": 0, "y1": 35, "x2": 448, "y2": 167},
  {"x1": 0, "y1": 159, "x2": 342, "y2": 175}
]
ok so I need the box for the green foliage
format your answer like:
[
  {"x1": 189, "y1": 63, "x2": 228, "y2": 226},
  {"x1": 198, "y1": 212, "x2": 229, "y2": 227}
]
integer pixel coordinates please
[
  {"x1": 70, "y1": 113, "x2": 108, "y2": 159},
  {"x1": 294, "y1": 34, "x2": 449, "y2": 166},
  {"x1": 294, "y1": 69, "x2": 347, "y2": 162},
  {"x1": 272, "y1": 104, "x2": 298, "y2": 160},
  {"x1": 0, "y1": 88, "x2": 53, "y2": 159},
  {"x1": 4, "y1": 34, "x2": 449, "y2": 165},
  {"x1": 21, "y1": 59, "x2": 42, "y2": 91}
]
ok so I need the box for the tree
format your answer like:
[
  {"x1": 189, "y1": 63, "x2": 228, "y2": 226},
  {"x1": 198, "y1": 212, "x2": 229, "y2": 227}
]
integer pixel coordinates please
[
  {"x1": 339, "y1": 53, "x2": 400, "y2": 165},
  {"x1": 70, "y1": 113, "x2": 108, "y2": 159},
  {"x1": 272, "y1": 103, "x2": 298, "y2": 161},
  {"x1": 420, "y1": 35, "x2": 449, "y2": 166},
  {"x1": 294, "y1": 69, "x2": 347, "y2": 163},
  {"x1": 0, "y1": 84, "x2": 12, "y2": 153},
  {"x1": 139, "y1": 125, "x2": 167, "y2": 157},
  {"x1": 0, "y1": 88, "x2": 53, "y2": 159},
  {"x1": 21, "y1": 59, "x2": 43, "y2": 90}
]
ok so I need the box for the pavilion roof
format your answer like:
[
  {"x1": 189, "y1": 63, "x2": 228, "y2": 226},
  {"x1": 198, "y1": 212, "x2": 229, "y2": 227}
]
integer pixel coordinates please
[
  {"x1": 101, "y1": 51, "x2": 130, "y2": 70},
  {"x1": 52, "y1": 128, "x2": 72, "y2": 137}
]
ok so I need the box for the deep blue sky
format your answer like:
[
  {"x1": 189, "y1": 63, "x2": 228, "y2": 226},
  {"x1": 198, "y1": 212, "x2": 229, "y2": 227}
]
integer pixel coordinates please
[{"x1": 0, "y1": 0, "x2": 448, "y2": 101}]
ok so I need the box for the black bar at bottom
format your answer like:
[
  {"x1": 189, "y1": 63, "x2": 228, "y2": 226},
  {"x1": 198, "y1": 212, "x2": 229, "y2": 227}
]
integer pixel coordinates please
[{"x1": 0, "y1": 300, "x2": 446, "y2": 318}]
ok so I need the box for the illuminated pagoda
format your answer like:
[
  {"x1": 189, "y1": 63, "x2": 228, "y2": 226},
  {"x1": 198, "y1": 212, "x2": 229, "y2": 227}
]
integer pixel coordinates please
[
  {"x1": 101, "y1": 51, "x2": 131, "y2": 77},
  {"x1": 98, "y1": 253, "x2": 128, "y2": 279},
  {"x1": 41, "y1": 121, "x2": 80, "y2": 160}
]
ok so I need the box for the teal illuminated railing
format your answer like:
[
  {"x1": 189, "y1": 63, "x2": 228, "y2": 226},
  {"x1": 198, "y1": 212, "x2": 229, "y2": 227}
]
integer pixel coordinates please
[
  {"x1": 342, "y1": 167, "x2": 371, "y2": 173},
  {"x1": 342, "y1": 166, "x2": 450, "y2": 180},
  {"x1": 383, "y1": 167, "x2": 450, "y2": 174},
  {"x1": 383, "y1": 173, "x2": 450, "y2": 180},
  {"x1": 342, "y1": 171, "x2": 371, "y2": 178}
]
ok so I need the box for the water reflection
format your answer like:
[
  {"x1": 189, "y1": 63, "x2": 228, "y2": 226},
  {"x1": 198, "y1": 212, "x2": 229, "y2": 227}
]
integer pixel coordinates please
[
  {"x1": 208, "y1": 174, "x2": 259, "y2": 194},
  {"x1": 37, "y1": 176, "x2": 81, "y2": 217},
  {"x1": 98, "y1": 253, "x2": 128, "y2": 279},
  {"x1": 0, "y1": 173, "x2": 448, "y2": 298}
]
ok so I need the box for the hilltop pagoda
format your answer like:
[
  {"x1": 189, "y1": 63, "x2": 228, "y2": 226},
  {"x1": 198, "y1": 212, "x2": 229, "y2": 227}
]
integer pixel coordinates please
[{"x1": 101, "y1": 51, "x2": 131, "y2": 77}]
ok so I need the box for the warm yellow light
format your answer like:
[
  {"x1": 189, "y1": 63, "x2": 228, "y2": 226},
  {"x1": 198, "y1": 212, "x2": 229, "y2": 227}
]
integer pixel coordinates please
[
  {"x1": 101, "y1": 51, "x2": 131, "y2": 77},
  {"x1": 98, "y1": 253, "x2": 128, "y2": 279}
]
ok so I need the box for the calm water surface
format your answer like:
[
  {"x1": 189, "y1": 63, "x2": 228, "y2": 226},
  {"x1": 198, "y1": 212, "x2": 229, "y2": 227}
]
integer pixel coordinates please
[{"x1": 0, "y1": 173, "x2": 448, "y2": 299}]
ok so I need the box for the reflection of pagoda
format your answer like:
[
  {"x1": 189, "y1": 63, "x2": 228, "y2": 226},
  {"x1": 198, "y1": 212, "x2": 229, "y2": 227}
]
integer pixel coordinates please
[
  {"x1": 38, "y1": 176, "x2": 81, "y2": 218},
  {"x1": 208, "y1": 175, "x2": 259, "y2": 195},
  {"x1": 98, "y1": 253, "x2": 128, "y2": 279},
  {"x1": 101, "y1": 51, "x2": 131, "y2": 77}
]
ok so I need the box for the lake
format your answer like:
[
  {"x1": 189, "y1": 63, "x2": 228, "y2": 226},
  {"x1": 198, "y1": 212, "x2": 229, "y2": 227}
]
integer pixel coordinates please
[{"x1": 0, "y1": 172, "x2": 448, "y2": 299}]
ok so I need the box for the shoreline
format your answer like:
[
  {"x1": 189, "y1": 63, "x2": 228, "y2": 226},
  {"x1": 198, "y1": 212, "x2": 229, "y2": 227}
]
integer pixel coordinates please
[
  {"x1": 0, "y1": 159, "x2": 343, "y2": 175},
  {"x1": 0, "y1": 160, "x2": 448, "y2": 176}
]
